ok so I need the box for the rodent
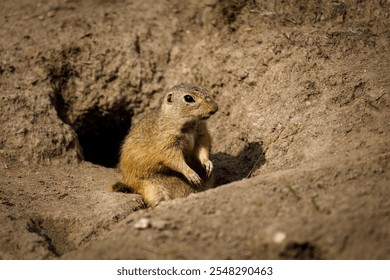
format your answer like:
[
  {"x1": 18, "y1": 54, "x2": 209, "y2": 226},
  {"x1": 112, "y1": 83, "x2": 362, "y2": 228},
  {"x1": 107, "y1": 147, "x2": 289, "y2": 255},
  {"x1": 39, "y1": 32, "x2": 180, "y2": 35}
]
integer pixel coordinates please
[{"x1": 112, "y1": 84, "x2": 218, "y2": 207}]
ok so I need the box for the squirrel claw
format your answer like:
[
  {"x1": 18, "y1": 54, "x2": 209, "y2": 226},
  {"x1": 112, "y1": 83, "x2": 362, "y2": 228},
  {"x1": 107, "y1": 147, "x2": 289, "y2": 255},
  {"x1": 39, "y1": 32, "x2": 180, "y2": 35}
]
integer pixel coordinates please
[
  {"x1": 202, "y1": 160, "x2": 213, "y2": 177},
  {"x1": 186, "y1": 169, "x2": 203, "y2": 187}
]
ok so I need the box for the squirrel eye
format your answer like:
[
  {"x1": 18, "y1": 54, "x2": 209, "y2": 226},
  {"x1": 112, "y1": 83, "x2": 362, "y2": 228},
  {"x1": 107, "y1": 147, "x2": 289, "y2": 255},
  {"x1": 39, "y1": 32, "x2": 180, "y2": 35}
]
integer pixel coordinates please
[{"x1": 184, "y1": 95, "x2": 195, "y2": 103}]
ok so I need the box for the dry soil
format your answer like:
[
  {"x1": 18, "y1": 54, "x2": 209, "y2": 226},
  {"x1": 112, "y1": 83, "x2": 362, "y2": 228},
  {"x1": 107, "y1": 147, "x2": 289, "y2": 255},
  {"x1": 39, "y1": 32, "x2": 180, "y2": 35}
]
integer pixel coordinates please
[{"x1": 0, "y1": 0, "x2": 389, "y2": 259}]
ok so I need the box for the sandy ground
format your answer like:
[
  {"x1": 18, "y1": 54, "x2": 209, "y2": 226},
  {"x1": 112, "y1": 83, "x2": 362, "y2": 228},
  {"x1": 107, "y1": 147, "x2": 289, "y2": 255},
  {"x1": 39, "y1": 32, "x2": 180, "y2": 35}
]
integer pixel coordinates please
[{"x1": 0, "y1": 0, "x2": 389, "y2": 259}]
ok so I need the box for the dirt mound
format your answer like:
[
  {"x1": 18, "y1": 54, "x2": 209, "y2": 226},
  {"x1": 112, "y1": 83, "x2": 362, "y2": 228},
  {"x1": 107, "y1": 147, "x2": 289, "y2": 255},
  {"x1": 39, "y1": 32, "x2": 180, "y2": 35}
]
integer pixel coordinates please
[{"x1": 0, "y1": 0, "x2": 389, "y2": 259}]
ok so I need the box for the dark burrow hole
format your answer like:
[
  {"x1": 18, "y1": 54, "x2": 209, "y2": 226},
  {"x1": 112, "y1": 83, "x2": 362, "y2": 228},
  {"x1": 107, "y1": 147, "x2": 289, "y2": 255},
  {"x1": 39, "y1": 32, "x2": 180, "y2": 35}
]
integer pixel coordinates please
[
  {"x1": 73, "y1": 106, "x2": 132, "y2": 168},
  {"x1": 47, "y1": 62, "x2": 132, "y2": 168}
]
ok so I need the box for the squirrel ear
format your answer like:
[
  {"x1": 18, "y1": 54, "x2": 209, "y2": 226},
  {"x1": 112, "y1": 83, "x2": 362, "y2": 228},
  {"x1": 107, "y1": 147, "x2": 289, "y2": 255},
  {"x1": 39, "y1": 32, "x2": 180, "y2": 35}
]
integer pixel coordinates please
[{"x1": 166, "y1": 93, "x2": 173, "y2": 103}]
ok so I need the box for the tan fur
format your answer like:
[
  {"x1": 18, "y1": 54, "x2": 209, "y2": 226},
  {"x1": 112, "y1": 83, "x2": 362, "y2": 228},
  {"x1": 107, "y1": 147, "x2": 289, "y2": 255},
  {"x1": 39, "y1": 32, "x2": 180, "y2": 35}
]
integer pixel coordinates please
[{"x1": 113, "y1": 84, "x2": 218, "y2": 207}]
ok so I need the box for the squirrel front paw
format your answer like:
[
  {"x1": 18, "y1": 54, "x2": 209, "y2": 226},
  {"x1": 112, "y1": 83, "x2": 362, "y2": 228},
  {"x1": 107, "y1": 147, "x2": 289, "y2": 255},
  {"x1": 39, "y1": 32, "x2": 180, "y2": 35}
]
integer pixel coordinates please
[
  {"x1": 201, "y1": 159, "x2": 213, "y2": 177},
  {"x1": 185, "y1": 168, "x2": 203, "y2": 187}
]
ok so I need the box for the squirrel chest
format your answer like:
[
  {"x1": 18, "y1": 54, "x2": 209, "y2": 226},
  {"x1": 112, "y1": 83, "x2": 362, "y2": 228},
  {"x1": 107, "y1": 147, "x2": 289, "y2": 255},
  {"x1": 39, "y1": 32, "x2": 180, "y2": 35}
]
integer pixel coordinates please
[
  {"x1": 182, "y1": 131, "x2": 196, "y2": 157},
  {"x1": 170, "y1": 125, "x2": 197, "y2": 159}
]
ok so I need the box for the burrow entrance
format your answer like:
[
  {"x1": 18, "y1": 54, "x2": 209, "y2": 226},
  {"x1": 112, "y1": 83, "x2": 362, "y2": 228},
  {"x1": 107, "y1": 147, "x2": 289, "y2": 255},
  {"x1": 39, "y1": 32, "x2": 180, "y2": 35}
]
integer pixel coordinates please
[
  {"x1": 55, "y1": 102, "x2": 133, "y2": 168},
  {"x1": 72, "y1": 106, "x2": 132, "y2": 168},
  {"x1": 48, "y1": 61, "x2": 133, "y2": 168},
  {"x1": 49, "y1": 87, "x2": 132, "y2": 168}
]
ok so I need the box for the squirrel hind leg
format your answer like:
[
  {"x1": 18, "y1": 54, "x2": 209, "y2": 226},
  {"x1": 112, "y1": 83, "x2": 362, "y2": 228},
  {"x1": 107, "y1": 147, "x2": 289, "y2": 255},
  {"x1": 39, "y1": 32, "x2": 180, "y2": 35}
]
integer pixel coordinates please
[
  {"x1": 143, "y1": 183, "x2": 172, "y2": 207},
  {"x1": 143, "y1": 176, "x2": 196, "y2": 207},
  {"x1": 111, "y1": 182, "x2": 134, "y2": 193}
]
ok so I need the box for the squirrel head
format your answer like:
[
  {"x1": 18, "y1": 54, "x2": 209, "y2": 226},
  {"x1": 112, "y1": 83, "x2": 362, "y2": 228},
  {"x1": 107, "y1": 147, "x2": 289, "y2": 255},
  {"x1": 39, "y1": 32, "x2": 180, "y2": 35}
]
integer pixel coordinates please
[{"x1": 161, "y1": 84, "x2": 218, "y2": 123}]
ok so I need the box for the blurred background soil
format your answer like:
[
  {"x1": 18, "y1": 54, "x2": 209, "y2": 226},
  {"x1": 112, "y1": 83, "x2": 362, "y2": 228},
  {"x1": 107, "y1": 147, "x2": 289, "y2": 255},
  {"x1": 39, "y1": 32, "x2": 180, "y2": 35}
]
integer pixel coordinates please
[{"x1": 0, "y1": 0, "x2": 389, "y2": 259}]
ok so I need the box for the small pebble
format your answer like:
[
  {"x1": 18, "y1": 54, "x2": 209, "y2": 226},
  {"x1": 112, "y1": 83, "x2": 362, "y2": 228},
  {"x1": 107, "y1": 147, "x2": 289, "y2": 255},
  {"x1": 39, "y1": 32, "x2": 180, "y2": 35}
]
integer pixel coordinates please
[
  {"x1": 134, "y1": 218, "x2": 151, "y2": 229},
  {"x1": 272, "y1": 231, "x2": 287, "y2": 244}
]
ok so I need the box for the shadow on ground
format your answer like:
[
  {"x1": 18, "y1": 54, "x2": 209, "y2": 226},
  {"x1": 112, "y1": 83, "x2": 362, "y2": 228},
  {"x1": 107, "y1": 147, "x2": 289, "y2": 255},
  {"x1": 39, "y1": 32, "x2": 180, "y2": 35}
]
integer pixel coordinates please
[{"x1": 213, "y1": 141, "x2": 266, "y2": 186}]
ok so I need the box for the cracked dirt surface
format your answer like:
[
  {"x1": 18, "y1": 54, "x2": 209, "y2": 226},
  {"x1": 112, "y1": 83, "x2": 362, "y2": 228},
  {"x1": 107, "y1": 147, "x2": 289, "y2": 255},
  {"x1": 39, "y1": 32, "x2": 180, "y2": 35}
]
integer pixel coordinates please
[{"x1": 1, "y1": 0, "x2": 389, "y2": 259}]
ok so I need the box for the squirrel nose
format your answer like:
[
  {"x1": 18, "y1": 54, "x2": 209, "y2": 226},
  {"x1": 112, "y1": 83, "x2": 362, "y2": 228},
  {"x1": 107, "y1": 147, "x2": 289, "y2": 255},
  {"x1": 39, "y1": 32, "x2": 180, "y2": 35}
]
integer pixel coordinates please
[{"x1": 210, "y1": 103, "x2": 218, "y2": 115}]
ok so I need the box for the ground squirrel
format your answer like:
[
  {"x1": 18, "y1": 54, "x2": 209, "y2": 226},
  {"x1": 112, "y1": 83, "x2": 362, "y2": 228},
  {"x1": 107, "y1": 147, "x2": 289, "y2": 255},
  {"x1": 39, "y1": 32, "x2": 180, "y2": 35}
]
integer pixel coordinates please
[{"x1": 112, "y1": 84, "x2": 218, "y2": 207}]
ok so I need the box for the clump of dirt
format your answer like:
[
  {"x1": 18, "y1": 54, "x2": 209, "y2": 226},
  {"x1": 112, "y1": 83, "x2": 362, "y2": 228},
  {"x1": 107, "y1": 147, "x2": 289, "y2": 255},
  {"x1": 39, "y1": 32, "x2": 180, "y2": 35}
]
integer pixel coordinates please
[{"x1": 0, "y1": 0, "x2": 389, "y2": 259}]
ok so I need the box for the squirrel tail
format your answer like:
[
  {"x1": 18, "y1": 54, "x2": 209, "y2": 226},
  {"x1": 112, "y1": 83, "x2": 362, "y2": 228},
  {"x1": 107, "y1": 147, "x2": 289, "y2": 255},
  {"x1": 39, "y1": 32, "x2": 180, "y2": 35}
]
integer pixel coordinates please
[{"x1": 111, "y1": 182, "x2": 134, "y2": 193}]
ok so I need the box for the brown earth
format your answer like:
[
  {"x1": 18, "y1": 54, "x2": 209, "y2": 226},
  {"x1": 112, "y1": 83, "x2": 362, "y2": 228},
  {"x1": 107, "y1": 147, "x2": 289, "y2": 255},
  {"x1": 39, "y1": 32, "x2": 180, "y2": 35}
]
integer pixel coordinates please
[{"x1": 0, "y1": 0, "x2": 389, "y2": 260}]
